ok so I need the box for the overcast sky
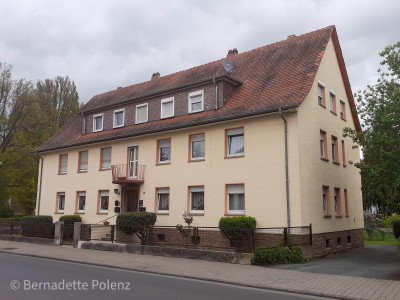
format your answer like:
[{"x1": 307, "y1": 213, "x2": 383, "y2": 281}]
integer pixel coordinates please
[{"x1": 1, "y1": 0, "x2": 399, "y2": 104}]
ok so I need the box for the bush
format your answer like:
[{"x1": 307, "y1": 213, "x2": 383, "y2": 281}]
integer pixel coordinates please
[
  {"x1": 219, "y1": 216, "x2": 257, "y2": 251},
  {"x1": 21, "y1": 215, "x2": 54, "y2": 238},
  {"x1": 252, "y1": 246, "x2": 308, "y2": 265},
  {"x1": 116, "y1": 212, "x2": 157, "y2": 243},
  {"x1": 382, "y1": 215, "x2": 400, "y2": 228},
  {"x1": 59, "y1": 215, "x2": 82, "y2": 241},
  {"x1": 59, "y1": 215, "x2": 82, "y2": 224},
  {"x1": 393, "y1": 220, "x2": 400, "y2": 239}
]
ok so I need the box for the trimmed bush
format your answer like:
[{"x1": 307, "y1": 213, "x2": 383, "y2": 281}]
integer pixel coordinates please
[
  {"x1": 252, "y1": 246, "x2": 308, "y2": 265},
  {"x1": 21, "y1": 215, "x2": 54, "y2": 238},
  {"x1": 116, "y1": 212, "x2": 157, "y2": 243},
  {"x1": 393, "y1": 220, "x2": 400, "y2": 239},
  {"x1": 382, "y1": 215, "x2": 400, "y2": 228},
  {"x1": 59, "y1": 215, "x2": 82, "y2": 241},
  {"x1": 59, "y1": 215, "x2": 82, "y2": 224},
  {"x1": 219, "y1": 216, "x2": 257, "y2": 251}
]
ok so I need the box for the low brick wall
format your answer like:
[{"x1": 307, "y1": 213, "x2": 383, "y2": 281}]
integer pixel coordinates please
[{"x1": 0, "y1": 234, "x2": 54, "y2": 245}]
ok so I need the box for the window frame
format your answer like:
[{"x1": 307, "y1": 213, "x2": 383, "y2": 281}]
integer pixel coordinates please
[
  {"x1": 341, "y1": 140, "x2": 346, "y2": 167},
  {"x1": 161, "y1": 97, "x2": 175, "y2": 119},
  {"x1": 344, "y1": 189, "x2": 349, "y2": 217},
  {"x1": 320, "y1": 130, "x2": 328, "y2": 161},
  {"x1": 331, "y1": 135, "x2": 339, "y2": 164},
  {"x1": 156, "y1": 187, "x2": 170, "y2": 214},
  {"x1": 329, "y1": 91, "x2": 336, "y2": 114},
  {"x1": 226, "y1": 127, "x2": 244, "y2": 158},
  {"x1": 334, "y1": 187, "x2": 342, "y2": 217},
  {"x1": 93, "y1": 113, "x2": 104, "y2": 132},
  {"x1": 56, "y1": 192, "x2": 65, "y2": 214},
  {"x1": 76, "y1": 191, "x2": 86, "y2": 214},
  {"x1": 318, "y1": 82, "x2": 326, "y2": 107},
  {"x1": 189, "y1": 133, "x2": 205, "y2": 161},
  {"x1": 339, "y1": 99, "x2": 346, "y2": 120},
  {"x1": 78, "y1": 150, "x2": 88, "y2": 173},
  {"x1": 188, "y1": 186, "x2": 204, "y2": 215},
  {"x1": 113, "y1": 109, "x2": 125, "y2": 128},
  {"x1": 188, "y1": 90, "x2": 204, "y2": 113},
  {"x1": 135, "y1": 103, "x2": 148, "y2": 124},
  {"x1": 226, "y1": 184, "x2": 245, "y2": 215},
  {"x1": 98, "y1": 190, "x2": 109, "y2": 214},
  {"x1": 100, "y1": 147, "x2": 112, "y2": 170},
  {"x1": 58, "y1": 154, "x2": 68, "y2": 175},
  {"x1": 322, "y1": 186, "x2": 331, "y2": 217},
  {"x1": 157, "y1": 139, "x2": 171, "y2": 165}
]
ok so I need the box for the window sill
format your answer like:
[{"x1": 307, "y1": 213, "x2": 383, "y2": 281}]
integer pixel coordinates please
[
  {"x1": 335, "y1": 215, "x2": 343, "y2": 218},
  {"x1": 323, "y1": 214, "x2": 332, "y2": 218},
  {"x1": 58, "y1": 173, "x2": 67, "y2": 175},
  {"x1": 55, "y1": 212, "x2": 64, "y2": 214},
  {"x1": 332, "y1": 161, "x2": 340, "y2": 165},
  {"x1": 330, "y1": 111, "x2": 337, "y2": 115},
  {"x1": 225, "y1": 154, "x2": 244, "y2": 159},
  {"x1": 156, "y1": 211, "x2": 169, "y2": 215},
  {"x1": 320, "y1": 157, "x2": 329, "y2": 162},
  {"x1": 225, "y1": 213, "x2": 245, "y2": 216},
  {"x1": 189, "y1": 212, "x2": 204, "y2": 216},
  {"x1": 99, "y1": 168, "x2": 111, "y2": 171},
  {"x1": 345, "y1": 215, "x2": 349, "y2": 218},
  {"x1": 75, "y1": 212, "x2": 85, "y2": 214},
  {"x1": 340, "y1": 117, "x2": 347, "y2": 122},
  {"x1": 113, "y1": 125, "x2": 125, "y2": 129},
  {"x1": 77, "y1": 170, "x2": 88, "y2": 173},
  {"x1": 318, "y1": 103, "x2": 326, "y2": 109},
  {"x1": 156, "y1": 162, "x2": 171, "y2": 166},
  {"x1": 188, "y1": 159, "x2": 205, "y2": 163},
  {"x1": 97, "y1": 212, "x2": 108, "y2": 215}
]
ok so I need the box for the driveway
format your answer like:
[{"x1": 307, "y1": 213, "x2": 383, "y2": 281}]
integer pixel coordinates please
[{"x1": 271, "y1": 245, "x2": 400, "y2": 280}]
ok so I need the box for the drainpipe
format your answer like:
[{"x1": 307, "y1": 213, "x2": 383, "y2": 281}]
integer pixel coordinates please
[
  {"x1": 213, "y1": 77, "x2": 218, "y2": 110},
  {"x1": 279, "y1": 107, "x2": 291, "y2": 231},
  {"x1": 36, "y1": 155, "x2": 44, "y2": 215}
]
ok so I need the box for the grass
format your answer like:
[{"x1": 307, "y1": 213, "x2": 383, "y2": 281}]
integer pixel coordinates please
[{"x1": 364, "y1": 229, "x2": 398, "y2": 246}]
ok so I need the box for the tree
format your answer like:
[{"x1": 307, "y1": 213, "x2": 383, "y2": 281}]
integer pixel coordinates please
[{"x1": 344, "y1": 41, "x2": 400, "y2": 215}]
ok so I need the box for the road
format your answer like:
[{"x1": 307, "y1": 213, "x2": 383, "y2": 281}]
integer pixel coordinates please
[{"x1": 0, "y1": 252, "x2": 329, "y2": 300}]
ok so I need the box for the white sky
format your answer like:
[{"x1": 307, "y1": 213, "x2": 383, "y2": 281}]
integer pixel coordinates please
[{"x1": 1, "y1": 0, "x2": 399, "y2": 103}]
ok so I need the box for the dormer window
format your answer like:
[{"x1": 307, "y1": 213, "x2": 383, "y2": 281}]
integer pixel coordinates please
[
  {"x1": 113, "y1": 109, "x2": 125, "y2": 128},
  {"x1": 161, "y1": 97, "x2": 174, "y2": 119},
  {"x1": 188, "y1": 90, "x2": 204, "y2": 113},
  {"x1": 136, "y1": 103, "x2": 148, "y2": 124},
  {"x1": 93, "y1": 114, "x2": 103, "y2": 132}
]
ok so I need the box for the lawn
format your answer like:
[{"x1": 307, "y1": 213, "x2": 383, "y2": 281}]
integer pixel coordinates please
[{"x1": 364, "y1": 229, "x2": 398, "y2": 246}]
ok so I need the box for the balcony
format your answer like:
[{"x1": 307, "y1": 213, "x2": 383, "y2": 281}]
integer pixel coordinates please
[{"x1": 111, "y1": 164, "x2": 145, "y2": 184}]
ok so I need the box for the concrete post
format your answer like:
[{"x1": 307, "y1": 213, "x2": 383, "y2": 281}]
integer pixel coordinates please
[
  {"x1": 73, "y1": 222, "x2": 82, "y2": 248},
  {"x1": 54, "y1": 221, "x2": 64, "y2": 246}
]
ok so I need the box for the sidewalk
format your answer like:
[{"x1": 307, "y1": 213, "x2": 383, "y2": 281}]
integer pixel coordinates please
[{"x1": 0, "y1": 239, "x2": 399, "y2": 300}]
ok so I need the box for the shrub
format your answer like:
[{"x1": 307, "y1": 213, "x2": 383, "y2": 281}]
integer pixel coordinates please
[
  {"x1": 393, "y1": 220, "x2": 400, "y2": 239},
  {"x1": 219, "y1": 216, "x2": 257, "y2": 251},
  {"x1": 382, "y1": 215, "x2": 400, "y2": 228},
  {"x1": 116, "y1": 212, "x2": 157, "y2": 243},
  {"x1": 364, "y1": 212, "x2": 382, "y2": 239},
  {"x1": 59, "y1": 215, "x2": 82, "y2": 224},
  {"x1": 59, "y1": 215, "x2": 82, "y2": 241},
  {"x1": 252, "y1": 246, "x2": 308, "y2": 265},
  {"x1": 21, "y1": 215, "x2": 54, "y2": 238}
]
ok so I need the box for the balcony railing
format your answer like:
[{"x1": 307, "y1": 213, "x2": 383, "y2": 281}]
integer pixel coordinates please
[{"x1": 111, "y1": 164, "x2": 145, "y2": 184}]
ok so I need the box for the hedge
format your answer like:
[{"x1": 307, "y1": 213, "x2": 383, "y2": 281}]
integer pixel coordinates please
[
  {"x1": 116, "y1": 212, "x2": 157, "y2": 243},
  {"x1": 393, "y1": 220, "x2": 400, "y2": 239},
  {"x1": 219, "y1": 216, "x2": 257, "y2": 251},
  {"x1": 21, "y1": 215, "x2": 54, "y2": 238},
  {"x1": 59, "y1": 215, "x2": 82, "y2": 241},
  {"x1": 252, "y1": 246, "x2": 308, "y2": 265},
  {"x1": 59, "y1": 215, "x2": 82, "y2": 224}
]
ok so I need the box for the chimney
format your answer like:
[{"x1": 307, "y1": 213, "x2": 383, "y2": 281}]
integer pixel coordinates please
[
  {"x1": 151, "y1": 72, "x2": 160, "y2": 80},
  {"x1": 227, "y1": 48, "x2": 238, "y2": 58}
]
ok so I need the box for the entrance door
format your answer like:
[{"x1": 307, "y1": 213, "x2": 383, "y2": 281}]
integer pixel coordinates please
[
  {"x1": 126, "y1": 190, "x2": 139, "y2": 212},
  {"x1": 128, "y1": 146, "x2": 138, "y2": 178}
]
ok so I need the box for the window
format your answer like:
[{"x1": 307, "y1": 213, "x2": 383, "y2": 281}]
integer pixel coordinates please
[
  {"x1": 76, "y1": 191, "x2": 86, "y2": 213},
  {"x1": 322, "y1": 186, "x2": 330, "y2": 216},
  {"x1": 344, "y1": 189, "x2": 349, "y2": 217},
  {"x1": 227, "y1": 184, "x2": 245, "y2": 215},
  {"x1": 161, "y1": 97, "x2": 174, "y2": 119},
  {"x1": 156, "y1": 188, "x2": 170, "y2": 213},
  {"x1": 342, "y1": 140, "x2": 346, "y2": 167},
  {"x1": 340, "y1": 100, "x2": 346, "y2": 120},
  {"x1": 189, "y1": 186, "x2": 204, "y2": 214},
  {"x1": 334, "y1": 188, "x2": 342, "y2": 216},
  {"x1": 98, "y1": 190, "x2": 109, "y2": 213},
  {"x1": 329, "y1": 91, "x2": 336, "y2": 113},
  {"x1": 100, "y1": 147, "x2": 111, "y2": 170},
  {"x1": 59, "y1": 154, "x2": 68, "y2": 174},
  {"x1": 157, "y1": 139, "x2": 171, "y2": 164},
  {"x1": 56, "y1": 192, "x2": 65, "y2": 213},
  {"x1": 78, "y1": 151, "x2": 88, "y2": 172},
  {"x1": 226, "y1": 128, "x2": 244, "y2": 157},
  {"x1": 113, "y1": 109, "x2": 125, "y2": 128},
  {"x1": 188, "y1": 90, "x2": 204, "y2": 113},
  {"x1": 136, "y1": 103, "x2": 148, "y2": 124},
  {"x1": 320, "y1": 130, "x2": 328, "y2": 160},
  {"x1": 318, "y1": 83, "x2": 325, "y2": 107},
  {"x1": 189, "y1": 134, "x2": 205, "y2": 160},
  {"x1": 93, "y1": 114, "x2": 104, "y2": 132},
  {"x1": 331, "y1": 136, "x2": 339, "y2": 163}
]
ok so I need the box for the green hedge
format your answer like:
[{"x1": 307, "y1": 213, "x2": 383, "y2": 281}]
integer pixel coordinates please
[
  {"x1": 252, "y1": 246, "x2": 308, "y2": 265},
  {"x1": 393, "y1": 220, "x2": 400, "y2": 239},
  {"x1": 21, "y1": 215, "x2": 54, "y2": 238},
  {"x1": 59, "y1": 215, "x2": 82, "y2": 241},
  {"x1": 59, "y1": 215, "x2": 82, "y2": 224},
  {"x1": 219, "y1": 216, "x2": 257, "y2": 251},
  {"x1": 116, "y1": 212, "x2": 157, "y2": 243},
  {"x1": 382, "y1": 215, "x2": 400, "y2": 228}
]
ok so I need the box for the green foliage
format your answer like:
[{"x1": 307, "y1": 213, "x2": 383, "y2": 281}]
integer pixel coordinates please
[
  {"x1": 363, "y1": 212, "x2": 382, "y2": 239},
  {"x1": 252, "y1": 246, "x2": 308, "y2": 265},
  {"x1": 343, "y1": 41, "x2": 400, "y2": 215},
  {"x1": 219, "y1": 216, "x2": 257, "y2": 251},
  {"x1": 116, "y1": 212, "x2": 157, "y2": 243},
  {"x1": 59, "y1": 215, "x2": 82, "y2": 224},
  {"x1": 381, "y1": 215, "x2": 400, "y2": 228},
  {"x1": 393, "y1": 220, "x2": 400, "y2": 239},
  {"x1": 21, "y1": 215, "x2": 54, "y2": 238}
]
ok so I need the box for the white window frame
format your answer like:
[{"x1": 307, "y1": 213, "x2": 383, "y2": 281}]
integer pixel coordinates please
[
  {"x1": 227, "y1": 128, "x2": 244, "y2": 157},
  {"x1": 57, "y1": 192, "x2": 65, "y2": 213},
  {"x1": 329, "y1": 91, "x2": 336, "y2": 113},
  {"x1": 339, "y1": 99, "x2": 346, "y2": 120},
  {"x1": 136, "y1": 103, "x2": 148, "y2": 124},
  {"x1": 99, "y1": 191, "x2": 109, "y2": 213},
  {"x1": 227, "y1": 184, "x2": 245, "y2": 214},
  {"x1": 93, "y1": 113, "x2": 104, "y2": 132},
  {"x1": 190, "y1": 134, "x2": 205, "y2": 160},
  {"x1": 161, "y1": 97, "x2": 174, "y2": 119},
  {"x1": 113, "y1": 109, "x2": 125, "y2": 128},
  {"x1": 157, "y1": 188, "x2": 170, "y2": 213},
  {"x1": 101, "y1": 147, "x2": 112, "y2": 170},
  {"x1": 79, "y1": 151, "x2": 88, "y2": 172},
  {"x1": 77, "y1": 191, "x2": 86, "y2": 213},
  {"x1": 59, "y1": 154, "x2": 68, "y2": 174},
  {"x1": 189, "y1": 186, "x2": 204, "y2": 214},
  {"x1": 158, "y1": 139, "x2": 171, "y2": 164},
  {"x1": 188, "y1": 90, "x2": 204, "y2": 113},
  {"x1": 317, "y1": 81, "x2": 325, "y2": 106}
]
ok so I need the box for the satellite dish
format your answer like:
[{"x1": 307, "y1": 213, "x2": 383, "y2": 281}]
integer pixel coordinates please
[{"x1": 223, "y1": 59, "x2": 234, "y2": 74}]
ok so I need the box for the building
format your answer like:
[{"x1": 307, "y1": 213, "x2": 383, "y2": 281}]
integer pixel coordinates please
[{"x1": 35, "y1": 25, "x2": 364, "y2": 255}]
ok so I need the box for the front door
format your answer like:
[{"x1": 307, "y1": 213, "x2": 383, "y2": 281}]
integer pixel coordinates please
[
  {"x1": 128, "y1": 146, "x2": 139, "y2": 179},
  {"x1": 126, "y1": 190, "x2": 138, "y2": 212}
]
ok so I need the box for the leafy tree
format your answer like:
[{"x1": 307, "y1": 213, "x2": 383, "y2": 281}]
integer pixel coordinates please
[{"x1": 344, "y1": 42, "x2": 400, "y2": 215}]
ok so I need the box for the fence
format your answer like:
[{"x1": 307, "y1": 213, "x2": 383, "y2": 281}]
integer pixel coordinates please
[
  {"x1": 81, "y1": 224, "x2": 312, "y2": 253},
  {"x1": 0, "y1": 219, "x2": 22, "y2": 236}
]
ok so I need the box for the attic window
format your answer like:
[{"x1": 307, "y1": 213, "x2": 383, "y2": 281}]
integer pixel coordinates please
[
  {"x1": 93, "y1": 114, "x2": 104, "y2": 132},
  {"x1": 136, "y1": 103, "x2": 148, "y2": 124},
  {"x1": 188, "y1": 90, "x2": 204, "y2": 113},
  {"x1": 113, "y1": 109, "x2": 125, "y2": 128},
  {"x1": 161, "y1": 97, "x2": 174, "y2": 119}
]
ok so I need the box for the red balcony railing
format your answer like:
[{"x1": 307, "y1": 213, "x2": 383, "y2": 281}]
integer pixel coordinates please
[{"x1": 111, "y1": 164, "x2": 145, "y2": 184}]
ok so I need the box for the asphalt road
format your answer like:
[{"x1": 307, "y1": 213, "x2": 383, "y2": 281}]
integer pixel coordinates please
[{"x1": 0, "y1": 252, "x2": 330, "y2": 300}]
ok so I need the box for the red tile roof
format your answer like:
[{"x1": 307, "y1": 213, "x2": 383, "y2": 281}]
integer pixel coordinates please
[{"x1": 36, "y1": 25, "x2": 360, "y2": 153}]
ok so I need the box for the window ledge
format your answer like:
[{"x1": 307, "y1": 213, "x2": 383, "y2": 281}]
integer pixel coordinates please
[
  {"x1": 58, "y1": 173, "x2": 67, "y2": 175},
  {"x1": 323, "y1": 214, "x2": 332, "y2": 218},
  {"x1": 78, "y1": 170, "x2": 88, "y2": 173},
  {"x1": 156, "y1": 162, "x2": 171, "y2": 166},
  {"x1": 330, "y1": 111, "x2": 337, "y2": 115},
  {"x1": 188, "y1": 159, "x2": 205, "y2": 163},
  {"x1": 156, "y1": 212, "x2": 169, "y2": 215},
  {"x1": 55, "y1": 212, "x2": 64, "y2": 214},
  {"x1": 189, "y1": 212, "x2": 204, "y2": 216},
  {"x1": 319, "y1": 103, "x2": 326, "y2": 109},
  {"x1": 320, "y1": 157, "x2": 329, "y2": 162},
  {"x1": 225, "y1": 213, "x2": 245, "y2": 216},
  {"x1": 335, "y1": 215, "x2": 343, "y2": 218},
  {"x1": 340, "y1": 117, "x2": 347, "y2": 121},
  {"x1": 75, "y1": 212, "x2": 85, "y2": 215},
  {"x1": 97, "y1": 212, "x2": 108, "y2": 215},
  {"x1": 333, "y1": 161, "x2": 340, "y2": 165},
  {"x1": 99, "y1": 168, "x2": 111, "y2": 171},
  {"x1": 225, "y1": 154, "x2": 244, "y2": 159}
]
